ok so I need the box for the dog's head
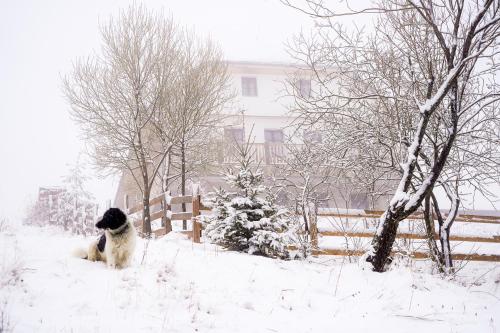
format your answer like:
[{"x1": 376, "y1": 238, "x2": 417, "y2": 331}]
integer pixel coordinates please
[{"x1": 96, "y1": 208, "x2": 127, "y2": 230}]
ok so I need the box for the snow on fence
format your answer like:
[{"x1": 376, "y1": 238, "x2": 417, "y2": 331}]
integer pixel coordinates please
[
  {"x1": 123, "y1": 194, "x2": 500, "y2": 262},
  {"x1": 124, "y1": 188, "x2": 209, "y2": 242},
  {"x1": 311, "y1": 210, "x2": 500, "y2": 262}
]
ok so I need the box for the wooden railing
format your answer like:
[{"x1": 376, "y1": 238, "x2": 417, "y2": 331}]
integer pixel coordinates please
[
  {"x1": 310, "y1": 210, "x2": 500, "y2": 262},
  {"x1": 222, "y1": 143, "x2": 288, "y2": 165},
  {"x1": 319, "y1": 209, "x2": 500, "y2": 224},
  {"x1": 125, "y1": 195, "x2": 500, "y2": 262},
  {"x1": 124, "y1": 188, "x2": 209, "y2": 242}
]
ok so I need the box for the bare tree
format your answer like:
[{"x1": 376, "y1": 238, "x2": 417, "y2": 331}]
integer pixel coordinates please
[
  {"x1": 274, "y1": 132, "x2": 334, "y2": 243},
  {"x1": 63, "y1": 5, "x2": 185, "y2": 235},
  {"x1": 157, "y1": 36, "x2": 233, "y2": 228},
  {"x1": 283, "y1": 0, "x2": 500, "y2": 271},
  {"x1": 64, "y1": 5, "x2": 233, "y2": 235}
]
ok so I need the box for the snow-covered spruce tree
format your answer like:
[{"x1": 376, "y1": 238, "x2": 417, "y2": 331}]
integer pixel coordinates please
[
  {"x1": 24, "y1": 200, "x2": 50, "y2": 227},
  {"x1": 54, "y1": 161, "x2": 98, "y2": 235},
  {"x1": 204, "y1": 136, "x2": 295, "y2": 259}
]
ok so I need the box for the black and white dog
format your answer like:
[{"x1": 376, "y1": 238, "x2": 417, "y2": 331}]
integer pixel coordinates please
[{"x1": 74, "y1": 208, "x2": 136, "y2": 269}]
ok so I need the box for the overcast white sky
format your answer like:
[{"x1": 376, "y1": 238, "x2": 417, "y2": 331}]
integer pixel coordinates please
[
  {"x1": 0, "y1": 0, "x2": 497, "y2": 222},
  {"x1": 0, "y1": 0, "x2": 316, "y2": 222}
]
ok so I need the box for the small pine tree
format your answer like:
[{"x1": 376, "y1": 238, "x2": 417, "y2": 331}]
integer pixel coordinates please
[
  {"x1": 53, "y1": 160, "x2": 98, "y2": 235},
  {"x1": 204, "y1": 134, "x2": 295, "y2": 259}
]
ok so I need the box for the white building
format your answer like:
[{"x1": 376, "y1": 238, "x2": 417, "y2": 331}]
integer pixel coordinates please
[
  {"x1": 220, "y1": 61, "x2": 309, "y2": 163},
  {"x1": 113, "y1": 61, "x2": 388, "y2": 210}
]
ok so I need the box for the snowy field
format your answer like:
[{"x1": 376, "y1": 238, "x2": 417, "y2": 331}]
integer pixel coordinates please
[{"x1": 1, "y1": 225, "x2": 500, "y2": 333}]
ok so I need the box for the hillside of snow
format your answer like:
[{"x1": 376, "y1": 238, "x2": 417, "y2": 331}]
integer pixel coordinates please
[{"x1": 1, "y1": 225, "x2": 499, "y2": 333}]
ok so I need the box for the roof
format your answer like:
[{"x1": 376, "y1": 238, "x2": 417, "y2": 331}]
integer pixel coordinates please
[{"x1": 226, "y1": 60, "x2": 310, "y2": 76}]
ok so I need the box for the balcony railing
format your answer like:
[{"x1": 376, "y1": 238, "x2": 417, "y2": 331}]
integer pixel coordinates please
[{"x1": 221, "y1": 143, "x2": 288, "y2": 165}]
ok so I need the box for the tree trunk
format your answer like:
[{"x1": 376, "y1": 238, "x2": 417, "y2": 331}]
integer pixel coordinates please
[
  {"x1": 308, "y1": 201, "x2": 318, "y2": 249},
  {"x1": 181, "y1": 139, "x2": 187, "y2": 230},
  {"x1": 162, "y1": 152, "x2": 172, "y2": 193},
  {"x1": 142, "y1": 186, "x2": 152, "y2": 236},
  {"x1": 136, "y1": 127, "x2": 152, "y2": 236},
  {"x1": 300, "y1": 202, "x2": 309, "y2": 234},
  {"x1": 140, "y1": 152, "x2": 152, "y2": 236},
  {"x1": 366, "y1": 112, "x2": 432, "y2": 271},
  {"x1": 366, "y1": 209, "x2": 404, "y2": 272},
  {"x1": 439, "y1": 225, "x2": 453, "y2": 270},
  {"x1": 433, "y1": 192, "x2": 459, "y2": 274},
  {"x1": 367, "y1": 80, "x2": 459, "y2": 272},
  {"x1": 423, "y1": 194, "x2": 445, "y2": 272}
]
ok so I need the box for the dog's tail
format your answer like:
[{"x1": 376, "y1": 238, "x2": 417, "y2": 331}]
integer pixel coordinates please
[{"x1": 72, "y1": 247, "x2": 88, "y2": 260}]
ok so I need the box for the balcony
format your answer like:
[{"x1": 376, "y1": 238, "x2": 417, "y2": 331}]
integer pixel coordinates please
[{"x1": 220, "y1": 142, "x2": 288, "y2": 165}]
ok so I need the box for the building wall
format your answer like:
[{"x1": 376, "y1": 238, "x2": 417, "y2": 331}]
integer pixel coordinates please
[
  {"x1": 224, "y1": 61, "x2": 301, "y2": 143},
  {"x1": 113, "y1": 61, "x2": 392, "y2": 211}
]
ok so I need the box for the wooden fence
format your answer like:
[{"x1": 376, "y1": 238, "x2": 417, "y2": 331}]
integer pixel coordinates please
[
  {"x1": 124, "y1": 194, "x2": 500, "y2": 262},
  {"x1": 124, "y1": 190, "x2": 208, "y2": 243},
  {"x1": 311, "y1": 210, "x2": 500, "y2": 262}
]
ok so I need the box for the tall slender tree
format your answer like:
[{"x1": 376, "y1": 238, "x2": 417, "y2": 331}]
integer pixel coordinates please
[{"x1": 63, "y1": 5, "x2": 232, "y2": 235}]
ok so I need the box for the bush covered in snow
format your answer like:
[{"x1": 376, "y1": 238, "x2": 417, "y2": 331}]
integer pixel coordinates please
[{"x1": 203, "y1": 141, "x2": 296, "y2": 259}]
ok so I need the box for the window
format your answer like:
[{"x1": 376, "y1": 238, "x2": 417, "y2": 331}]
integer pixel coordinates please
[
  {"x1": 224, "y1": 127, "x2": 244, "y2": 143},
  {"x1": 264, "y1": 129, "x2": 285, "y2": 164},
  {"x1": 264, "y1": 129, "x2": 284, "y2": 143},
  {"x1": 303, "y1": 130, "x2": 322, "y2": 143},
  {"x1": 298, "y1": 79, "x2": 311, "y2": 98},
  {"x1": 241, "y1": 77, "x2": 258, "y2": 96}
]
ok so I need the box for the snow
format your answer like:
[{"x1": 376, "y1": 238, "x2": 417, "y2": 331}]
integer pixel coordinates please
[
  {"x1": 318, "y1": 207, "x2": 365, "y2": 215},
  {"x1": 230, "y1": 196, "x2": 254, "y2": 207},
  {"x1": 1, "y1": 225, "x2": 500, "y2": 333},
  {"x1": 390, "y1": 190, "x2": 410, "y2": 209},
  {"x1": 417, "y1": 65, "x2": 460, "y2": 114},
  {"x1": 404, "y1": 174, "x2": 433, "y2": 211}
]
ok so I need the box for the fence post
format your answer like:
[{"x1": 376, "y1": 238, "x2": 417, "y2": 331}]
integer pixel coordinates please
[
  {"x1": 192, "y1": 185, "x2": 201, "y2": 243},
  {"x1": 164, "y1": 191, "x2": 172, "y2": 235}
]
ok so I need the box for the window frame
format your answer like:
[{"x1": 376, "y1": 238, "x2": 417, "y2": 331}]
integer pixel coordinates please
[
  {"x1": 264, "y1": 129, "x2": 284, "y2": 143},
  {"x1": 224, "y1": 127, "x2": 245, "y2": 143},
  {"x1": 298, "y1": 79, "x2": 311, "y2": 98},
  {"x1": 241, "y1": 77, "x2": 258, "y2": 97}
]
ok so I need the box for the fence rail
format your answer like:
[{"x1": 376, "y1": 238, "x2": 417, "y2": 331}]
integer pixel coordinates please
[
  {"x1": 318, "y1": 210, "x2": 500, "y2": 224},
  {"x1": 125, "y1": 197, "x2": 500, "y2": 262},
  {"x1": 312, "y1": 249, "x2": 500, "y2": 262},
  {"x1": 312, "y1": 210, "x2": 500, "y2": 262},
  {"x1": 320, "y1": 231, "x2": 500, "y2": 244},
  {"x1": 125, "y1": 189, "x2": 209, "y2": 242}
]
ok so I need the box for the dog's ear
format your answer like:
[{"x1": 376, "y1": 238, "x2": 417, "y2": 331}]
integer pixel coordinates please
[
  {"x1": 97, "y1": 208, "x2": 127, "y2": 230},
  {"x1": 95, "y1": 218, "x2": 106, "y2": 229},
  {"x1": 113, "y1": 208, "x2": 127, "y2": 223}
]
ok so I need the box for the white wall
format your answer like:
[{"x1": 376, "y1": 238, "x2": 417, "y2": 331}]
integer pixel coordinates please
[
  {"x1": 230, "y1": 74, "x2": 291, "y2": 117},
  {"x1": 223, "y1": 115, "x2": 295, "y2": 143},
  {"x1": 223, "y1": 63, "x2": 301, "y2": 143}
]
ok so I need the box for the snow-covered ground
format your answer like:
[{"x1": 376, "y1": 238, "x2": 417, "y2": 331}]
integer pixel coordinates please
[{"x1": 1, "y1": 225, "x2": 500, "y2": 333}]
